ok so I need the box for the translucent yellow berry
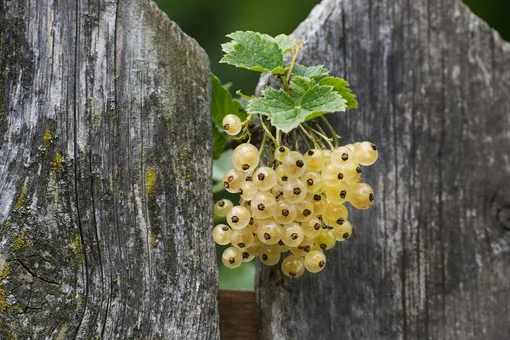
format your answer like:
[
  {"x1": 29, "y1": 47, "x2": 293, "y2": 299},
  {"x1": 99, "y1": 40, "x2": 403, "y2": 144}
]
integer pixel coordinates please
[
  {"x1": 214, "y1": 199, "x2": 234, "y2": 217},
  {"x1": 301, "y1": 172, "x2": 323, "y2": 194},
  {"x1": 283, "y1": 178, "x2": 307, "y2": 203},
  {"x1": 303, "y1": 149, "x2": 326, "y2": 172},
  {"x1": 304, "y1": 250, "x2": 326, "y2": 273},
  {"x1": 212, "y1": 224, "x2": 231, "y2": 245},
  {"x1": 302, "y1": 217, "x2": 322, "y2": 238},
  {"x1": 250, "y1": 191, "x2": 277, "y2": 219},
  {"x1": 325, "y1": 181, "x2": 350, "y2": 205},
  {"x1": 253, "y1": 167, "x2": 278, "y2": 191},
  {"x1": 238, "y1": 181, "x2": 258, "y2": 201},
  {"x1": 294, "y1": 199, "x2": 314, "y2": 222},
  {"x1": 281, "y1": 223, "x2": 304, "y2": 247},
  {"x1": 232, "y1": 143, "x2": 260, "y2": 172},
  {"x1": 222, "y1": 247, "x2": 243, "y2": 269},
  {"x1": 354, "y1": 141, "x2": 378, "y2": 166},
  {"x1": 332, "y1": 220, "x2": 353, "y2": 241},
  {"x1": 222, "y1": 114, "x2": 242, "y2": 136},
  {"x1": 260, "y1": 245, "x2": 281, "y2": 266},
  {"x1": 281, "y1": 255, "x2": 305, "y2": 278},
  {"x1": 257, "y1": 220, "x2": 283, "y2": 245},
  {"x1": 222, "y1": 168, "x2": 244, "y2": 193},
  {"x1": 230, "y1": 228, "x2": 254, "y2": 249},
  {"x1": 273, "y1": 200, "x2": 297, "y2": 225},
  {"x1": 282, "y1": 151, "x2": 306, "y2": 177},
  {"x1": 315, "y1": 230, "x2": 336, "y2": 250},
  {"x1": 226, "y1": 205, "x2": 251, "y2": 230},
  {"x1": 275, "y1": 146, "x2": 290, "y2": 162},
  {"x1": 349, "y1": 182, "x2": 375, "y2": 210},
  {"x1": 330, "y1": 146, "x2": 356, "y2": 168}
]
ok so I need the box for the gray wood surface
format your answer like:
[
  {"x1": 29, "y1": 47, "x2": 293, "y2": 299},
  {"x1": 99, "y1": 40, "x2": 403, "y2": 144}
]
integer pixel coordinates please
[
  {"x1": 0, "y1": 0, "x2": 218, "y2": 339},
  {"x1": 256, "y1": 0, "x2": 510, "y2": 339}
]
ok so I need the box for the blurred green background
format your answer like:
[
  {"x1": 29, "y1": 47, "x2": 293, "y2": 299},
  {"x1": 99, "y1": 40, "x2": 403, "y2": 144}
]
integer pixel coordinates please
[{"x1": 152, "y1": 0, "x2": 510, "y2": 290}]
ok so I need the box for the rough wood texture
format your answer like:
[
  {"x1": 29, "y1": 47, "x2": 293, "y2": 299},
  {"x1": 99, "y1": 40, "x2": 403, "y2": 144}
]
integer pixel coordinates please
[
  {"x1": 218, "y1": 290, "x2": 258, "y2": 340},
  {"x1": 257, "y1": 0, "x2": 510, "y2": 339},
  {"x1": 0, "y1": 0, "x2": 218, "y2": 339}
]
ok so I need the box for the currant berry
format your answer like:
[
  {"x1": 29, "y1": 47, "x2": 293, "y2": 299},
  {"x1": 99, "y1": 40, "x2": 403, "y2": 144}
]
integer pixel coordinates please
[
  {"x1": 310, "y1": 193, "x2": 327, "y2": 215},
  {"x1": 232, "y1": 143, "x2": 260, "y2": 172},
  {"x1": 230, "y1": 228, "x2": 255, "y2": 249},
  {"x1": 276, "y1": 165, "x2": 294, "y2": 184},
  {"x1": 315, "y1": 230, "x2": 336, "y2": 250},
  {"x1": 325, "y1": 181, "x2": 350, "y2": 205},
  {"x1": 349, "y1": 182, "x2": 375, "y2": 210},
  {"x1": 354, "y1": 141, "x2": 379, "y2": 166},
  {"x1": 303, "y1": 149, "x2": 326, "y2": 172},
  {"x1": 331, "y1": 146, "x2": 356, "y2": 168},
  {"x1": 301, "y1": 172, "x2": 323, "y2": 194},
  {"x1": 281, "y1": 223, "x2": 304, "y2": 247},
  {"x1": 212, "y1": 224, "x2": 231, "y2": 245},
  {"x1": 274, "y1": 146, "x2": 290, "y2": 162},
  {"x1": 257, "y1": 219, "x2": 283, "y2": 245},
  {"x1": 282, "y1": 151, "x2": 306, "y2": 178},
  {"x1": 246, "y1": 237, "x2": 263, "y2": 257},
  {"x1": 332, "y1": 220, "x2": 353, "y2": 241},
  {"x1": 290, "y1": 237, "x2": 314, "y2": 257},
  {"x1": 222, "y1": 114, "x2": 242, "y2": 136},
  {"x1": 302, "y1": 217, "x2": 322, "y2": 239},
  {"x1": 276, "y1": 239, "x2": 291, "y2": 253},
  {"x1": 241, "y1": 251, "x2": 256, "y2": 263},
  {"x1": 323, "y1": 203, "x2": 349, "y2": 224},
  {"x1": 283, "y1": 178, "x2": 307, "y2": 203},
  {"x1": 260, "y1": 245, "x2": 281, "y2": 266},
  {"x1": 281, "y1": 255, "x2": 305, "y2": 278},
  {"x1": 271, "y1": 183, "x2": 284, "y2": 199},
  {"x1": 238, "y1": 181, "x2": 258, "y2": 201},
  {"x1": 253, "y1": 167, "x2": 278, "y2": 191},
  {"x1": 222, "y1": 168, "x2": 244, "y2": 193},
  {"x1": 304, "y1": 250, "x2": 327, "y2": 273},
  {"x1": 226, "y1": 206, "x2": 251, "y2": 230},
  {"x1": 294, "y1": 199, "x2": 315, "y2": 222},
  {"x1": 222, "y1": 247, "x2": 243, "y2": 269},
  {"x1": 250, "y1": 191, "x2": 277, "y2": 219},
  {"x1": 213, "y1": 199, "x2": 234, "y2": 217},
  {"x1": 273, "y1": 199, "x2": 297, "y2": 225},
  {"x1": 321, "y1": 163, "x2": 347, "y2": 188}
]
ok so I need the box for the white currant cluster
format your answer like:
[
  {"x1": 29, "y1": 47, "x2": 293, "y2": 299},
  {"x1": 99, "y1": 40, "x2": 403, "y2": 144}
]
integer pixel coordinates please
[{"x1": 213, "y1": 117, "x2": 379, "y2": 278}]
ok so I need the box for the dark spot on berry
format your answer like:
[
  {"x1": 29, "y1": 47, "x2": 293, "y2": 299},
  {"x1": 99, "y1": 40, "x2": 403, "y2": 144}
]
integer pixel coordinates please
[
  {"x1": 307, "y1": 179, "x2": 314, "y2": 186},
  {"x1": 278, "y1": 240, "x2": 285, "y2": 246},
  {"x1": 336, "y1": 218, "x2": 345, "y2": 225},
  {"x1": 262, "y1": 254, "x2": 268, "y2": 261},
  {"x1": 257, "y1": 203, "x2": 265, "y2": 211},
  {"x1": 238, "y1": 243, "x2": 246, "y2": 248},
  {"x1": 303, "y1": 245, "x2": 311, "y2": 252},
  {"x1": 245, "y1": 176, "x2": 252, "y2": 181},
  {"x1": 358, "y1": 178, "x2": 364, "y2": 183},
  {"x1": 337, "y1": 173, "x2": 344, "y2": 180},
  {"x1": 313, "y1": 194, "x2": 322, "y2": 201},
  {"x1": 303, "y1": 209, "x2": 311, "y2": 217},
  {"x1": 371, "y1": 143, "x2": 377, "y2": 151},
  {"x1": 293, "y1": 188, "x2": 302, "y2": 195},
  {"x1": 231, "y1": 216, "x2": 239, "y2": 223},
  {"x1": 264, "y1": 233, "x2": 271, "y2": 240},
  {"x1": 298, "y1": 245, "x2": 304, "y2": 250},
  {"x1": 218, "y1": 200, "x2": 225, "y2": 207},
  {"x1": 258, "y1": 173, "x2": 265, "y2": 181},
  {"x1": 282, "y1": 209, "x2": 290, "y2": 217},
  {"x1": 320, "y1": 244, "x2": 326, "y2": 250},
  {"x1": 307, "y1": 150, "x2": 314, "y2": 156},
  {"x1": 343, "y1": 232, "x2": 350, "y2": 240},
  {"x1": 223, "y1": 124, "x2": 230, "y2": 130},
  {"x1": 341, "y1": 153, "x2": 348, "y2": 161},
  {"x1": 282, "y1": 176, "x2": 288, "y2": 181},
  {"x1": 296, "y1": 160, "x2": 304, "y2": 168},
  {"x1": 340, "y1": 190, "x2": 347, "y2": 199},
  {"x1": 314, "y1": 223, "x2": 321, "y2": 230},
  {"x1": 228, "y1": 175, "x2": 234, "y2": 182},
  {"x1": 291, "y1": 233, "x2": 298, "y2": 240},
  {"x1": 222, "y1": 226, "x2": 229, "y2": 231},
  {"x1": 279, "y1": 146, "x2": 285, "y2": 152},
  {"x1": 229, "y1": 257, "x2": 235, "y2": 264},
  {"x1": 242, "y1": 252, "x2": 249, "y2": 259},
  {"x1": 356, "y1": 166, "x2": 362, "y2": 173},
  {"x1": 242, "y1": 164, "x2": 250, "y2": 171},
  {"x1": 249, "y1": 217, "x2": 254, "y2": 225},
  {"x1": 289, "y1": 272, "x2": 296, "y2": 278},
  {"x1": 319, "y1": 260, "x2": 325, "y2": 267},
  {"x1": 238, "y1": 189, "x2": 243, "y2": 195},
  {"x1": 223, "y1": 181, "x2": 230, "y2": 188},
  {"x1": 369, "y1": 193, "x2": 374, "y2": 201}
]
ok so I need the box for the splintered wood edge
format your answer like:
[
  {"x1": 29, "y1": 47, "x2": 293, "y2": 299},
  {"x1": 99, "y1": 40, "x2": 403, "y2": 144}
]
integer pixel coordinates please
[{"x1": 219, "y1": 289, "x2": 259, "y2": 340}]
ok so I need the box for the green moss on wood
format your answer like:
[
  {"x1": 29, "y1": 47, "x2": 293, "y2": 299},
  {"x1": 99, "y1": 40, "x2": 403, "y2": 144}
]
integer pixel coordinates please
[
  {"x1": 14, "y1": 184, "x2": 27, "y2": 211},
  {"x1": 43, "y1": 125, "x2": 52, "y2": 145},
  {"x1": 178, "y1": 150, "x2": 193, "y2": 187},
  {"x1": 70, "y1": 233, "x2": 84, "y2": 264},
  {"x1": 1, "y1": 264, "x2": 9, "y2": 280},
  {"x1": 146, "y1": 167, "x2": 158, "y2": 197},
  {"x1": 0, "y1": 284, "x2": 6, "y2": 312},
  {"x1": 51, "y1": 153, "x2": 64, "y2": 172},
  {"x1": 12, "y1": 232, "x2": 31, "y2": 252},
  {"x1": 151, "y1": 232, "x2": 158, "y2": 248}
]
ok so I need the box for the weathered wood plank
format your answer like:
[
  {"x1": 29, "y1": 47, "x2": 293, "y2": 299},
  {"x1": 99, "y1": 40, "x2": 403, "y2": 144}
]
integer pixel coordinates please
[
  {"x1": 218, "y1": 290, "x2": 258, "y2": 340},
  {"x1": 0, "y1": 0, "x2": 218, "y2": 338},
  {"x1": 256, "y1": 0, "x2": 510, "y2": 339}
]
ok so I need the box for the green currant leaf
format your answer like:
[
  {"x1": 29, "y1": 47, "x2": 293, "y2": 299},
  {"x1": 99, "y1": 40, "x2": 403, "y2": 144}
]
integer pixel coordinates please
[
  {"x1": 247, "y1": 78, "x2": 346, "y2": 133},
  {"x1": 212, "y1": 126, "x2": 227, "y2": 160},
  {"x1": 272, "y1": 34, "x2": 296, "y2": 53},
  {"x1": 220, "y1": 31, "x2": 284, "y2": 73},
  {"x1": 319, "y1": 76, "x2": 358, "y2": 109},
  {"x1": 211, "y1": 74, "x2": 246, "y2": 128},
  {"x1": 292, "y1": 64, "x2": 330, "y2": 78}
]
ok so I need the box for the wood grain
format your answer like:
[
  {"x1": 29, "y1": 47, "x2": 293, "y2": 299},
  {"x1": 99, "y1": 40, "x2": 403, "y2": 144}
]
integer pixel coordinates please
[
  {"x1": 256, "y1": 0, "x2": 510, "y2": 339},
  {"x1": 0, "y1": 0, "x2": 219, "y2": 338},
  {"x1": 219, "y1": 290, "x2": 258, "y2": 340}
]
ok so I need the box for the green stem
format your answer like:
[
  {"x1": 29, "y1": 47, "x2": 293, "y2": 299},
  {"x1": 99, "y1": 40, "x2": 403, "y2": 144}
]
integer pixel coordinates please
[
  {"x1": 299, "y1": 124, "x2": 320, "y2": 148},
  {"x1": 307, "y1": 125, "x2": 334, "y2": 150},
  {"x1": 259, "y1": 131, "x2": 267, "y2": 158},
  {"x1": 319, "y1": 116, "x2": 339, "y2": 148},
  {"x1": 298, "y1": 128, "x2": 312, "y2": 150},
  {"x1": 259, "y1": 115, "x2": 277, "y2": 145}
]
